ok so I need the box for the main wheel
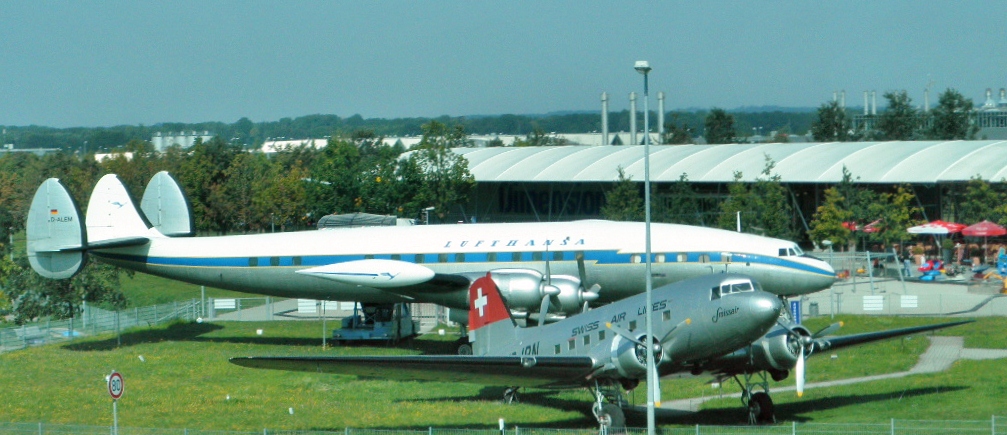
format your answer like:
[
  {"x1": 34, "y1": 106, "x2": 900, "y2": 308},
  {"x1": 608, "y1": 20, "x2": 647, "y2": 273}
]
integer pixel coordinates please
[
  {"x1": 595, "y1": 403, "x2": 625, "y2": 433},
  {"x1": 748, "y1": 392, "x2": 775, "y2": 425},
  {"x1": 457, "y1": 342, "x2": 473, "y2": 355},
  {"x1": 503, "y1": 386, "x2": 520, "y2": 404}
]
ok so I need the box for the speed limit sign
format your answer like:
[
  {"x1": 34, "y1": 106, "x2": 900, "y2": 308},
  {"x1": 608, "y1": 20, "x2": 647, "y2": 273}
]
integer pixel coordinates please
[{"x1": 108, "y1": 372, "x2": 124, "y2": 400}]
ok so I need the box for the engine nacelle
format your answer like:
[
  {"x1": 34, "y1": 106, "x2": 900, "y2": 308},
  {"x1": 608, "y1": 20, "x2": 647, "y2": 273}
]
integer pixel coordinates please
[
  {"x1": 748, "y1": 324, "x2": 811, "y2": 373},
  {"x1": 610, "y1": 333, "x2": 663, "y2": 379},
  {"x1": 466, "y1": 269, "x2": 596, "y2": 315}
]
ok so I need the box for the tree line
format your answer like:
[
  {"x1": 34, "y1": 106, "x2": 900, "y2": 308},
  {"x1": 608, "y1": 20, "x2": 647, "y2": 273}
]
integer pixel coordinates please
[
  {"x1": 810, "y1": 88, "x2": 980, "y2": 142},
  {"x1": 2, "y1": 110, "x2": 818, "y2": 152},
  {"x1": 0, "y1": 121, "x2": 474, "y2": 323}
]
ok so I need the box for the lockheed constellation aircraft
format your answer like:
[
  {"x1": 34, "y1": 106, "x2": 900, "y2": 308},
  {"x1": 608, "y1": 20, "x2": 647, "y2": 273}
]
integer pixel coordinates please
[{"x1": 27, "y1": 172, "x2": 835, "y2": 324}]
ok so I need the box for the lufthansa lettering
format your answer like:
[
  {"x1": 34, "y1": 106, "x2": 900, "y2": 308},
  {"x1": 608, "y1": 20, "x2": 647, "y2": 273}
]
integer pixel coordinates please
[{"x1": 444, "y1": 238, "x2": 586, "y2": 249}]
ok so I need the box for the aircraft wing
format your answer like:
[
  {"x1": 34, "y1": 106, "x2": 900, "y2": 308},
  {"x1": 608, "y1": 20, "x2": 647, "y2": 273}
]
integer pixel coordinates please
[
  {"x1": 229, "y1": 355, "x2": 598, "y2": 388},
  {"x1": 812, "y1": 320, "x2": 973, "y2": 353}
]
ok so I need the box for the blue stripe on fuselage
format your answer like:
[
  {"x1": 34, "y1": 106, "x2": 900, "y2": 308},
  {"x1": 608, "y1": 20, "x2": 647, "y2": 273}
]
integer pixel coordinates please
[{"x1": 90, "y1": 249, "x2": 833, "y2": 277}]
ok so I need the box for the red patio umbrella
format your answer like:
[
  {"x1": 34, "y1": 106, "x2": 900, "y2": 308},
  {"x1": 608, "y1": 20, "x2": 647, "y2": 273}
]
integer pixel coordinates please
[
  {"x1": 962, "y1": 220, "x2": 1007, "y2": 237},
  {"x1": 907, "y1": 220, "x2": 966, "y2": 235},
  {"x1": 962, "y1": 220, "x2": 1006, "y2": 263}
]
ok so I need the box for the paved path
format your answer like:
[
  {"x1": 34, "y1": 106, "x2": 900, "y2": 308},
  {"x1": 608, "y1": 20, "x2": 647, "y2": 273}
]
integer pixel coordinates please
[{"x1": 661, "y1": 336, "x2": 1007, "y2": 413}]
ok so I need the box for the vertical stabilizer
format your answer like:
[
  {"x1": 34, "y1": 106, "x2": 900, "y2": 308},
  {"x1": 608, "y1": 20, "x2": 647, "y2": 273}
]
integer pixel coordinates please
[
  {"x1": 468, "y1": 273, "x2": 519, "y2": 355},
  {"x1": 140, "y1": 171, "x2": 195, "y2": 237},
  {"x1": 26, "y1": 179, "x2": 86, "y2": 279},
  {"x1": 86, "y1": 174, "x2": 159, "y2": 243}
]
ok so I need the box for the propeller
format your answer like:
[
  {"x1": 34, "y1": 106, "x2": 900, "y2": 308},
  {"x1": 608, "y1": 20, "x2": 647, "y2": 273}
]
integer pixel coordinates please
[
  {"x1": 606, "y1": 317, "x2": 691, "y2": 407},
  {"x1": 778, "y1": 320, "x2": 843, "y2": 397}
]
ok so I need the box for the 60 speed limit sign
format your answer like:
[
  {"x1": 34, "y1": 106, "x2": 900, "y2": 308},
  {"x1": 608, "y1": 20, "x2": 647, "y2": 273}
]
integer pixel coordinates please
[{"x1": 108, "y1": 372, "x2": 124, "y2": 400}]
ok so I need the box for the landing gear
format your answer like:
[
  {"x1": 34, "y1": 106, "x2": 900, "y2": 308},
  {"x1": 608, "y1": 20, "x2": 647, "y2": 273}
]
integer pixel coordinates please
[
  {"x1": 456, "y1": 337, "x2": 472, "y2": 355},
  {"x1": 747, "y1": 392, "x2": 774, "y2": 425},
  {"x1": 593, "y1": 403, "x2": 625, "y2": 434},
  {"x1": 735, "y1": 371, "x2": 776, "y2": 425},
  {"x1": 503, "y1": 386, "x2": 520, "y2": 404},
  {"x1": 590, "y1": 380, "x2": 627, "y2": 433}
]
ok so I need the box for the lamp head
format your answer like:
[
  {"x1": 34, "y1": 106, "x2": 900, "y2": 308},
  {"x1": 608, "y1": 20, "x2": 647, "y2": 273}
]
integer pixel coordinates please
[{"x1": 634, "y1": 60, "x2": 651, "y2": 75}]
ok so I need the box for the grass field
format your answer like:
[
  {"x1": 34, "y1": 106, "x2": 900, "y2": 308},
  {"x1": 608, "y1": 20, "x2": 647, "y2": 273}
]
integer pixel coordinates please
[{"x1": 1, "y1": 315, "x2": 1004, "y2": 430}]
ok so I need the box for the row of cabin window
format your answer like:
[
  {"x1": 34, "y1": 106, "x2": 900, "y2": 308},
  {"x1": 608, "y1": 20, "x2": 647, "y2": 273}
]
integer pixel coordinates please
[
  {"x1": 554, "y1": 310, "x2": 673, "y2": 354},
  {"x1": 245, "y1": 252, "x2": 737, "y2": 267}
]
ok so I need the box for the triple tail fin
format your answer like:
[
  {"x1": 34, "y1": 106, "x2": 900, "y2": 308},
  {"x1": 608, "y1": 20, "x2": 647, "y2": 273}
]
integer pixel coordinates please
[
  {"x1": 86, "y1": 174, "x2": 164, "y2": 246},
  {"x1": 140, "y1": 171, "x2": 195, "y2": 237},
  {"x1": 26, "y1": 178, "x2": 87, "y2": 279},
  {"x1": 468, "y1": 273, "x2": 519, "y2": 355}
]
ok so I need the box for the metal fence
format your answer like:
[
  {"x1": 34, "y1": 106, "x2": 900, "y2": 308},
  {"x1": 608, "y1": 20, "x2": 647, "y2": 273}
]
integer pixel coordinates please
[
  {"x1": 0, "y1": 299, "x2": 200, "y2": 353},
  {"x1": 2, "y1": 419, "x2": 1007, "y2": 435}
]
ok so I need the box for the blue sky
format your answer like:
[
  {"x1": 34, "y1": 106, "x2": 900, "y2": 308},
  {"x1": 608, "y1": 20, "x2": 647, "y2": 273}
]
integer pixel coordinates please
[{"x1": 1, "y1": 1, "x2": 1005, "y2": 127}]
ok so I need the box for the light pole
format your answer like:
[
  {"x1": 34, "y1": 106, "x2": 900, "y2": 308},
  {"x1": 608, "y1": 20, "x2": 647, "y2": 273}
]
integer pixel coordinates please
[
  {"x1": 423, "y1": 206, "x2": 435, "y2": 225},
  {"x1": 634, "y1": 59, "x2": 656, "y2": 435}
]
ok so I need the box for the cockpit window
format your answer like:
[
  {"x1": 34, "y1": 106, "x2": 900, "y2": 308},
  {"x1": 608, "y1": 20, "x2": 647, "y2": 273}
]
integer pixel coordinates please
[
  {"x1": 720, "y1": 279, "x2": 755, "y2": 296},
  {"x1": 711, "y1": 286, "x2": 721, "y2": 300},
  {"x1": 793, "y1": 245, "x2": 804, "y2": 256},
  {"x1": 779, "y1": 246, "x2": 804, "y2": 257},
  {"x1": 778, "y1": 248, "x2": 788, "y2": 257}
]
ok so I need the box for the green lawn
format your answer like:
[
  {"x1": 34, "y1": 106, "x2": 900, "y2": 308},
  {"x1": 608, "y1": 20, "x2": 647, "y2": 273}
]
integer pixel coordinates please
[{"x1": 1, "y1": 315, "x2": 1003, "y2": 429}]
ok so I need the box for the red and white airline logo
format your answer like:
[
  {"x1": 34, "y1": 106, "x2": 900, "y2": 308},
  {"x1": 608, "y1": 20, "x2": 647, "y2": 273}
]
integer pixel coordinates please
[{"x1": 468, "y1": 273, "x2": 509, "y2": 329}]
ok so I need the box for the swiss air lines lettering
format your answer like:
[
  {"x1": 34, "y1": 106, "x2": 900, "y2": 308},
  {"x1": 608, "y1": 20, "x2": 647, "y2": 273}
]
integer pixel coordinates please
[{"x1": 444, "y1": 238, "x2": 586, "y2": 249}]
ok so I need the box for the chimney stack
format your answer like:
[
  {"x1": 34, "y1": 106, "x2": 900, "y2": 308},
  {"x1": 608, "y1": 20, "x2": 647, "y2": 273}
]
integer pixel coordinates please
[
  {"x1": 629, "y1": 92, "x2": 638, "y2": 146},
  {"x1": 601, "y1": 92, "x2": 609, "y2": 145}
]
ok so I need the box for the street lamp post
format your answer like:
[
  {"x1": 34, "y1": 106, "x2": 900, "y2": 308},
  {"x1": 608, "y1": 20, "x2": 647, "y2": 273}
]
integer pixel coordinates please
[{"x1": 634, "y1": 60, "x2": 656, "y2": 435}]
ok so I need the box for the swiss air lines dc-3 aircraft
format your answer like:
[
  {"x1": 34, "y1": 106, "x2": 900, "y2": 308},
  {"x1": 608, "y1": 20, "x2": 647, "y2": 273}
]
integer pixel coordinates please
[
  {"x1": 233, "y1": 273, "x2": 787, "y2": 430},
  {"x1": 27, "y1": 172, "x2": 835, "y2": 325},
  {"x1": 231, "y1": 273, "x2": 970, "y2": 428}
]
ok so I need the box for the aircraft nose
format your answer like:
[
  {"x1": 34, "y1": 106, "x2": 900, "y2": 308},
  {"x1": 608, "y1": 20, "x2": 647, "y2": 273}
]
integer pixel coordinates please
[{"x1": 749, "y1": 292, "x2": 784, "y2": 325}]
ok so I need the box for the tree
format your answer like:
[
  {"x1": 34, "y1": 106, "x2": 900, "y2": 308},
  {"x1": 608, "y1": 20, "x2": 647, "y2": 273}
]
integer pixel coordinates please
[
  {"x1": 867, "y1": 185, "x2": 921, "y2": 248},
  {"x1": 403, "y1": 121, "x2": 476, "y2": 221},
  {"x1": 601, "y1": 168, "x2": 643, "y2": 221},
  {"x1": 716, "y1": 171, "x2": 756, "y2": 231},
  {"x1": 2, "y1": 259, "x2": 125, "y2": 325},
  {"x1": 810, "y1": 100, "x2": 851, "y2": 142},
  {"x1": 957, "y1": 176, "x2": 1006, "y2": 224},
  {"x1": 662, "y1": 114, "x2": 694, "y2": 144},
  {"x1": 656, "y1": 173, "x2": 701, "y2": 225},
  {"x1": 876, "y1": 91, "x2": 920, "y2": 140},
  {"x1": 704, "y1": 108, "x2": 736, "y2": 144},
  {"x1": 716, "y1": 157, "x2": 795, "y2": 239},
  {"x1": 927, "y1": 88, "x2": 979, "y2": 140},
  {"x1": 808, "y1": 187, "x2": 853, "y2": 248}
]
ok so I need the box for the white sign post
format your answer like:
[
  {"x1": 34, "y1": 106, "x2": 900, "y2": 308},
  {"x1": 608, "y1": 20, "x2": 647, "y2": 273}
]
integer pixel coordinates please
[{"x1": 108, "y1": 371, "x2": 124, "y2": 435}]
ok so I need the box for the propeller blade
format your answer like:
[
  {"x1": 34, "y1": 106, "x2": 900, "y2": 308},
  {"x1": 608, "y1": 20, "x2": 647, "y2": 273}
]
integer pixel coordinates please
[
  {"x1": 813, "y1": 321, "x2": 844, "y2": 338},
  {"x1": 537, "y1": 293, "x2": 552, "y2": 322},
  {"x1": 659, "y1": 318, "x2": 691, "y2": 344},
  {"x1": 796, "y1": 345, "x2": 806, "y2": 397},
  {"x1": 605, "y1": 322, "x2": 644, "y2": 345},
  {"x1": 651, "y1": 364, "x2": 662, "y2": 407}
]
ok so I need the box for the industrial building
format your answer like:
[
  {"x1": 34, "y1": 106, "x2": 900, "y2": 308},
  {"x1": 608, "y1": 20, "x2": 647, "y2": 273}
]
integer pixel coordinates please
[{"x1": 452, "y1": 141, "x2": 1007, "y2": 235}]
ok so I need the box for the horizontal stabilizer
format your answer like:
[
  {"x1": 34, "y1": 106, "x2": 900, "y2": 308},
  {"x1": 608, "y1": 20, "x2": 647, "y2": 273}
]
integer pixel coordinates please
[
  {"x1": 141, "y1": 171, "x2": 194, "y2": 237},
  {"x1": 27, "y1": 178, "x2": 86, "y2": 279},
  {"x1": 296, "y1": 259, "x2": 435, "y2": 288},
  {"x1": 87, "y1": 174, "x2": 161, "y2": 244},
  {"x1": 86, "y1": 237, "x2": 151, "y2": 250},
  {"x1": 229, "y1": 355, "x2": 597, "y2": 388}
]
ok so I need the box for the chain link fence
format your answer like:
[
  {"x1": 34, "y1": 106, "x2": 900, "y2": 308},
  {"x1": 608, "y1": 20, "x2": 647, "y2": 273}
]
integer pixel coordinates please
[
  {"x1": 0, "y1": 300, "x2": 201, "y2": 353},
  {"x1": 2, "y1": 419, "x2": 1007, "y2": 435}
]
